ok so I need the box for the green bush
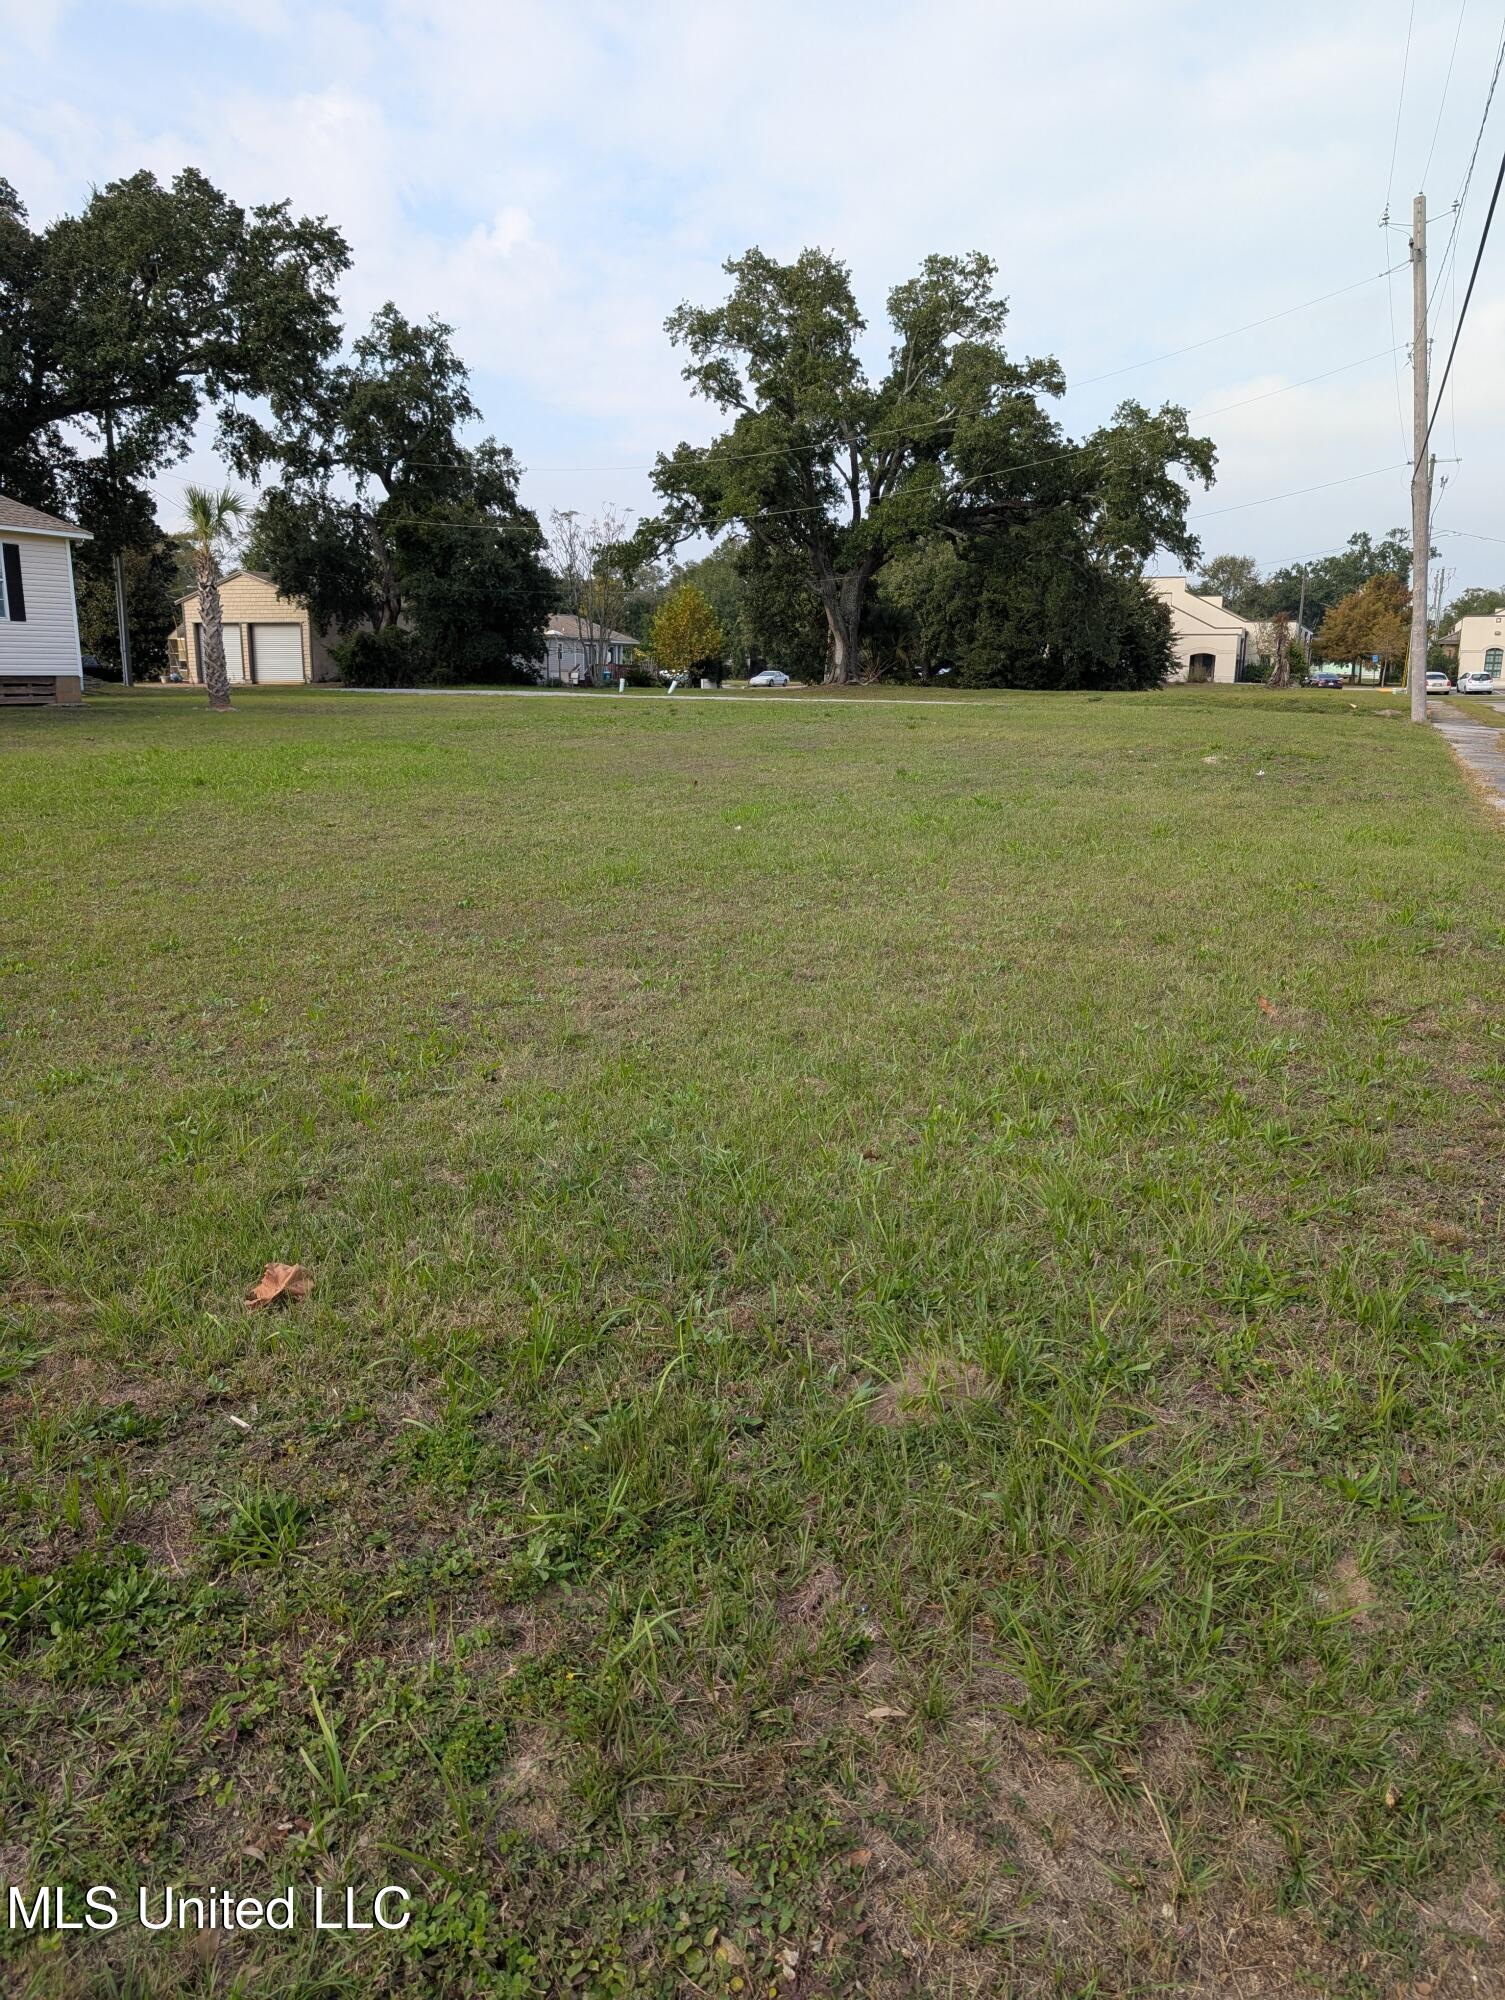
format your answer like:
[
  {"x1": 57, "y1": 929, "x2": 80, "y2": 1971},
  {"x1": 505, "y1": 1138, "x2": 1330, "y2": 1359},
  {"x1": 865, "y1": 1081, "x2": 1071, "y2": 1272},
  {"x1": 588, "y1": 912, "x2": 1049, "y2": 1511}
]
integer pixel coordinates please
[{"x1": 335, "y1": 627, "x2": 422, "y2": 686}]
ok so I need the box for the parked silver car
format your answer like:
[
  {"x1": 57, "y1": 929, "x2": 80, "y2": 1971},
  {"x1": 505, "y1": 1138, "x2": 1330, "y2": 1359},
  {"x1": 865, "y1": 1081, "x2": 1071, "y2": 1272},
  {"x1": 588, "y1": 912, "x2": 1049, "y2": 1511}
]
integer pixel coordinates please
[{"x1": 748, "y1": 669, "x2": 792, "y2": 686}]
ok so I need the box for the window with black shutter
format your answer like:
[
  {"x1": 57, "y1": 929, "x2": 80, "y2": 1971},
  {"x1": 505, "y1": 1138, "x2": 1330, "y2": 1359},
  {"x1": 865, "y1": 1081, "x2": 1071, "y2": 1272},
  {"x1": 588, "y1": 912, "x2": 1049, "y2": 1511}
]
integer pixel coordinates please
[{"x1": 1, "y1": 544, "x2": 26, "y2": 622}]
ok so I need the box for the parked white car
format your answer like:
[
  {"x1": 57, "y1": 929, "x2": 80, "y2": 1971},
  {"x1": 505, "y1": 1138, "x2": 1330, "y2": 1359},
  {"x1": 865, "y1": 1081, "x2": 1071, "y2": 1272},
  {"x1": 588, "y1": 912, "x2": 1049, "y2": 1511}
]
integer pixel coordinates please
[
  {"x1": 1425, "y1": 669, "x2": 1455, "y2": 693},
  {"x1": 1457, "y1": 670, "x2": 1497, "y2": 694},
  {"x1": 748, "y1": 669, "x2": 792, "y2": 686}
]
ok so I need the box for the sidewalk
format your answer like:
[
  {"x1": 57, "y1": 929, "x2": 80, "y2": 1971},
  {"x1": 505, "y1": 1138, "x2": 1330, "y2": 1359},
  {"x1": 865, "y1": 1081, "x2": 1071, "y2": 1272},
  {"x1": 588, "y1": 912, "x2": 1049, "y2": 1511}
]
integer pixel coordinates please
[{"x1": 1431, "y1": 701, "x2": 1505, "y2": 814}]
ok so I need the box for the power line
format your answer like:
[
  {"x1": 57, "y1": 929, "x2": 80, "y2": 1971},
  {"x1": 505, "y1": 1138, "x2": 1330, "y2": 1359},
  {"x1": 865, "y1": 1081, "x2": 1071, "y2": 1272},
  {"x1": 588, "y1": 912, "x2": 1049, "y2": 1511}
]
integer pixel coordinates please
[
  {"x1": 1379, "y1": 0, "x2": 1417, "y2": 467},
  {"x1": 1421, "y1": 0, "x2": 1469, "y2": 187},
  {"x1": 317, "y1": 352, "x2": 1408, "y2": 539},
  {"x1": 1385, "y1": 2, "x2": 1418, "y2": 217},
  {"x1": 1190, "y1": 346, "x2": 1403, "y2": 419},
  {"x1": 1188, "y1": 464, "x2": 1409, "y2": 521},
  {"x1": 1428, "y1": 16, "x2": 1505, "y2": 312},
  {"x1": 1424, "y1": 135, "x2": 1505, "y2": 447},
  {"x1": 1066, "y1": 264, "x2": 1406, "y2": 390},
  {"x1": 392, "y1": 331, "x2": 1408, "y2": 480},
  {"x1": 1384, "y1": 265, "x2": 1410, "y2": 457}
]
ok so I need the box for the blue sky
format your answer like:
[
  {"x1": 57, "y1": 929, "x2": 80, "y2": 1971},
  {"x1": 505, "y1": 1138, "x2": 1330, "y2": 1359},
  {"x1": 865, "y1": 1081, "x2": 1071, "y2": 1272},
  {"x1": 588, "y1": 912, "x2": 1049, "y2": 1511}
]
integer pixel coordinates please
[{"x1": 6, "y1": 0, "x2": 1505, "y2": 592}]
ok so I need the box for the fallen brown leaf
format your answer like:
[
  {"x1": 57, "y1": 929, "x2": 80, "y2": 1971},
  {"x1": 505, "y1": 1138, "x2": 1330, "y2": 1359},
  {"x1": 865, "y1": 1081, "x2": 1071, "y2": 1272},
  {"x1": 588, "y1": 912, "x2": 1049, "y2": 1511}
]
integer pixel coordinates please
[
  {"x1": 1257, "y1": 996, "x2": 1278, "y2": 1018},
  {"x1": 245, "y1": 1263, "x2": 313, "y2": 1310},
  {"x1": 864, "y1": 1704, "x2": 908, "y2": 1721}
]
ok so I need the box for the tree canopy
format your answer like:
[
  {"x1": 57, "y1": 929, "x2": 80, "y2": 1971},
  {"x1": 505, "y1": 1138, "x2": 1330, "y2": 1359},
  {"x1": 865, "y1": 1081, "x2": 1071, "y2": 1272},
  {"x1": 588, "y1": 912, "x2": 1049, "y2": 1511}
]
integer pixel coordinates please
[
  {"x1": 1443, "y1": 585, "x2": 1505, "y2": 627},
  {"x1": 1192, "y1": 553, "x2": 1263, "y2": 612},
  {"x1": 632, "y1": 247, "x2": 1214, "y2": 685},
  {"x1": 648, "y1": 581, "x2": 725, "y2": 678},
  {"x1": 1193, "y1": 531, "x2": 1413, "y2": 631},
  {"x1": 1315, "y1": 573, "x2": 1410, "y2": 664},
  {"x1": 0, "y1": 169, "x2": 348, "y2": 526},
  {"x1": 247, "y1": 305, "x2": 552, "y2": 681}
]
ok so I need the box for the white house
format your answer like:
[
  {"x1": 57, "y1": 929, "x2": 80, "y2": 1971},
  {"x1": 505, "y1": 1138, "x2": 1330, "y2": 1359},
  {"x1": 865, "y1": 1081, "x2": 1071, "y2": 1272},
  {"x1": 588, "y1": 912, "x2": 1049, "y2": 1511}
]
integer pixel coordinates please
[
  {"x1": 0, "y1": 495, "x2": 91, "y2": 705},
  {"x1": 1148, "y1": 577, "x2": 1311, "y2": 684},
  {"x1": 537, "y1": 613, "x2": 640, "y2": 685}
]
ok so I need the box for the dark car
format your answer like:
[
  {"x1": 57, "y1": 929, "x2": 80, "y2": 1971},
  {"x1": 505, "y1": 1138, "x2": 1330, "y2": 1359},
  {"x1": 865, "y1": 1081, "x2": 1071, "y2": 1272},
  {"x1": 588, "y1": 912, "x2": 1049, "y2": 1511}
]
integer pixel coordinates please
[{"x1": 1307, "y1": 671, "x2": 1346, "y2": 689}]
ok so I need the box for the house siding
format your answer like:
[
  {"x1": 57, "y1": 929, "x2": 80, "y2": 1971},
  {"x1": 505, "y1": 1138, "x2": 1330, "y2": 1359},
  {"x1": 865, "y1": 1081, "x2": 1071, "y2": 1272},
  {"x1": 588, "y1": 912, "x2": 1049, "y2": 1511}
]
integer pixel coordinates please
[
  {"x1": 179, "y1": 572, "x2": 338, "y2": 683},
  {"x1": 0, "y1": 532, "x2": 85, "y2": 687}
]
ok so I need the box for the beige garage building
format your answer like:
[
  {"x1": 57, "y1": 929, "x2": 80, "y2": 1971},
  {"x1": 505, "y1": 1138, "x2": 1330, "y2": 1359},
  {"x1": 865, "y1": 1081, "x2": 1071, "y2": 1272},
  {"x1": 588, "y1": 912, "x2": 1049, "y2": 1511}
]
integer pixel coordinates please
[{"x1": 174, "y1": 570, "x2": 339, "y2": 686}]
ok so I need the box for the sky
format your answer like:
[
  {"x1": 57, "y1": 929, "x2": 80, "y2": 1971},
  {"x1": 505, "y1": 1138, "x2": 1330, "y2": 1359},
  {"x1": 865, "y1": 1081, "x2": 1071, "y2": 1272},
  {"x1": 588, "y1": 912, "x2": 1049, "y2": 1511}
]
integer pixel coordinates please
[{"x1": 4, "y1": 0, "x2": 1505, "y2": 595}]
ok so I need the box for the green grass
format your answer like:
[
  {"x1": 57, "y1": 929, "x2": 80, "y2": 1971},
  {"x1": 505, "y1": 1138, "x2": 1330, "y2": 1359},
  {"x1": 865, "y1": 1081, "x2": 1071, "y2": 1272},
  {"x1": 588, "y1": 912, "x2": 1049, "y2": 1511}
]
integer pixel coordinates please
[{"x1": 4, "y1": 682, "x2": 1505, "y2": 1996}]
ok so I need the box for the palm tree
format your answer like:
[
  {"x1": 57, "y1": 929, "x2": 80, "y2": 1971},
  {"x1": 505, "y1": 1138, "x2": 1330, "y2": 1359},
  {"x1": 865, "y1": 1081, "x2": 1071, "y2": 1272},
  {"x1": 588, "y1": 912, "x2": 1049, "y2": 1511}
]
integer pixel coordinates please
[{"x1": 183, "y1": 484, "x2": 247, "y2": 712}]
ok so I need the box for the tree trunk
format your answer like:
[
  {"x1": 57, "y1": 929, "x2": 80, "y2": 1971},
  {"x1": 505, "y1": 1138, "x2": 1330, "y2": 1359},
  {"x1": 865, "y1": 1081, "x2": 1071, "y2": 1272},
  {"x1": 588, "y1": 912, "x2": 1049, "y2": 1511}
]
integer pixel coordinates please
[
  {"x1": 1268, "y1": 610, "x2": 1292, "y2": 689},
  {"x1": 820, "y1": 565, "x2": 873, "y2": 685},
  {"x1": 364, "y1": 511, "x2": 402, "y2": 628},
  {"x1": 196, "y1": 554, "x2": 232, "y2": 713}
]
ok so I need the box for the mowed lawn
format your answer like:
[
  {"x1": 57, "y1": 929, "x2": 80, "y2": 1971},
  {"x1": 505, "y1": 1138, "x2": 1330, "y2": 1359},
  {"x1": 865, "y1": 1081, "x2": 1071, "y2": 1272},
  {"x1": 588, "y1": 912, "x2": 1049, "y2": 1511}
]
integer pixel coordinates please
[{"x1": 5, "y1": 684, "x2": 1505, "y2": 1999}]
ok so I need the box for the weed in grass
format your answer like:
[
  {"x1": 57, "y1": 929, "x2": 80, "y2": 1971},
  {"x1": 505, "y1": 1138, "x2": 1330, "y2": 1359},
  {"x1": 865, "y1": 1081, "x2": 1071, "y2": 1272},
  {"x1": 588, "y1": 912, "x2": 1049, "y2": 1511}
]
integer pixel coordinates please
[{"x1": 208, "y1": 1487, "x2": 310, "y2": 1569}]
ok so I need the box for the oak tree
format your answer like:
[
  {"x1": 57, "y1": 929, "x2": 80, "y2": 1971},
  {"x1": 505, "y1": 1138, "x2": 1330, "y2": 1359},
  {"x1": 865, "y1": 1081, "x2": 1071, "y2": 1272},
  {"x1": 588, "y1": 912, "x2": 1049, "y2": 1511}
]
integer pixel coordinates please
[{"x1": 634, "y1": 247, "x2": 1213, "y2": 684}]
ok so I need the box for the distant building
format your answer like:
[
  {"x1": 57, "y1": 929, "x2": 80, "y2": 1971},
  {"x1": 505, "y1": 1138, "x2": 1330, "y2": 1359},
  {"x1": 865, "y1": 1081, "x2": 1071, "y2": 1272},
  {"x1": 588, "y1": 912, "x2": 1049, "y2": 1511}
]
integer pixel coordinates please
[
  {"x1": 537, "y1": 614, "x2": 639, "y2": 685},
  {"x1": 1447, "y1": 609, "x2": 1505, "y2": 680},
  {"x1": 1147, "y1": 577, "x2": 1312, "y2": 683},
  {"x1": 173, "y1": 571, "x2": 341, "y2": 685}
]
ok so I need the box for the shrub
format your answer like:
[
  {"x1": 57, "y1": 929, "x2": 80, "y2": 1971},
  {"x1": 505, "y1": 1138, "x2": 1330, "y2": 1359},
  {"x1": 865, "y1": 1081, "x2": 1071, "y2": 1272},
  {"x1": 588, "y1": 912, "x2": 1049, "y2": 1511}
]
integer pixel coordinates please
[{"x1": 335, "y1": 627, "x2": 422, "y2": 686}]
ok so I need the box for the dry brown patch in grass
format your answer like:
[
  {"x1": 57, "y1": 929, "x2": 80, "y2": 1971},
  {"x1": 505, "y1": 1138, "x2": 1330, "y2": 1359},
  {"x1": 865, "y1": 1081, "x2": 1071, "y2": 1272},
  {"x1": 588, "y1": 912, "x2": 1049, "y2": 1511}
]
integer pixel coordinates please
[
  {"x1": 1137, "y1": 1717, "x2": 1200, "y2": 1793},
  {"x1": 1321, "y1": 1555, "x2": 1377, "y2": 1626},
  {"x1": 1426, "y1": 1222, "x2": 1470, "y2": 1248},
  {"x1": 869, "y1": 1354, "x2": 993, "y2": 1427},
  {"x1": 498, "y1": 1723, "x2": 571, "y2": 1846},
  {"x1": 852, "y1": 1718, "x2": 1416, "y2": 1997},
  {"x1": 781, "y1": 1561, "x2": 842, "y2": 1627},
  {"x1": 1416, "y1": 1868, "x2": 1505, "y2": 1945},
  {"x1": 134, "y1": 1482, "x2": 200, "y2": 1574}
]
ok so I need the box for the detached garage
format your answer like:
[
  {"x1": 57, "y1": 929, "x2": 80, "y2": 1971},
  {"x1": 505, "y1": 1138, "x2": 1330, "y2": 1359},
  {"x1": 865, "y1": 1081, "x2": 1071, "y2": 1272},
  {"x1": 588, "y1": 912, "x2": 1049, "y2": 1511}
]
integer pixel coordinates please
[
  {"x1": 176, "y1": 570, "x2": 339, "y2": 687},
  {"x1": 0, "y1": 493, "x2": 91, "y2": 706}
]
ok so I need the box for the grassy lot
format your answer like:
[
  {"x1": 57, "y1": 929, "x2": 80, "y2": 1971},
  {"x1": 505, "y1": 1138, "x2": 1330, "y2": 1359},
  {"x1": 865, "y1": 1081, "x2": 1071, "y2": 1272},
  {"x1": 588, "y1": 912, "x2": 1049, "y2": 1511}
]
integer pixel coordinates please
[{"x1": 4, "y1": 683, "x2": 1505, "y2": 1998}]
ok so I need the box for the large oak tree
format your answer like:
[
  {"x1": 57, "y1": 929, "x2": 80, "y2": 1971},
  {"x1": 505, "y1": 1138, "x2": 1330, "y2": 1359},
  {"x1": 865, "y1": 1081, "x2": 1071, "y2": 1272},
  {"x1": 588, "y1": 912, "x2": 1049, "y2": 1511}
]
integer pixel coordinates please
[
  {"x1": 0, "y1": 169, "x2": 349, "y2": 520},
  {"x1": 633, "y1": 247, "x2": 1214, "y2": 684}
]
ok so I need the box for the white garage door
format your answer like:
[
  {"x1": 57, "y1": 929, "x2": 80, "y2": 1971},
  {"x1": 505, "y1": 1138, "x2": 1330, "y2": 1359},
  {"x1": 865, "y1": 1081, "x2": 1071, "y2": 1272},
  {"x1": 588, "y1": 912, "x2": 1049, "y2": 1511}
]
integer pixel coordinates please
[
  {"x1": 195, "y1": 623, "x2": 244, "y2": 682},
  {"x1": 252, "y1": 623, "x2": 304, "y2": 684}
]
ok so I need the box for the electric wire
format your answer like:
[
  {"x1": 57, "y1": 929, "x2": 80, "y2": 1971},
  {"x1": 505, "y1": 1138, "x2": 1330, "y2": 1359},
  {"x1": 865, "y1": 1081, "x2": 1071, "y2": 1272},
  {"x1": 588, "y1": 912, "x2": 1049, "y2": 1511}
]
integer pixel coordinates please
[
  {"x1": 1424, "y1": 136, "x2": 1505, "y2": 448},
  {"x1": 1421, "y1": 0, "x2": 1469, "y2": 186}
]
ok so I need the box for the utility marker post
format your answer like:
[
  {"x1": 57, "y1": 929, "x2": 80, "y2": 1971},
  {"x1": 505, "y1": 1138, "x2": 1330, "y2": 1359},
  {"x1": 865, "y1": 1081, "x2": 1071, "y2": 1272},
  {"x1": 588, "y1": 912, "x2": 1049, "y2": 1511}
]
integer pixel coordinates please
[
  {"x1": 1410, "y1": 193, "x2": 1430, "y2": 723},
  {"x1": 103, "y1": 405, "x2": 133, "y2": 689},
  {"x1": 112, "y1": 551, "x2": 133, "y2": 689}
]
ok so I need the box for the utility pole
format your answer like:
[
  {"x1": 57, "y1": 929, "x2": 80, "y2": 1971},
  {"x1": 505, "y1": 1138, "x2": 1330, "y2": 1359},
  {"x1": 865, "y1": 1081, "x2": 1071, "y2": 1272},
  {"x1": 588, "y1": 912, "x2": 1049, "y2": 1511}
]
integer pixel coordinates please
[
  {"x1": 103, "y1": 404, "x2": 133, "y2": 689},
  {"x1": 1410, "y1": 193, "x2": 1430, "y2": 723},
  {"x1": 1296, "y1": 565, "x2": 1307, "y2": 648}
]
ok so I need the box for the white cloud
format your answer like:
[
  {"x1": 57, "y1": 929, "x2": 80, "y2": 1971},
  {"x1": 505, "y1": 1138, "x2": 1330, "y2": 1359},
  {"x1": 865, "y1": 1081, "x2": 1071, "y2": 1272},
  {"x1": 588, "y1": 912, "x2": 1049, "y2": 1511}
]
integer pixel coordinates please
[{"x1": 5, "y1": 0, "x2": 1505, "y2": 583}]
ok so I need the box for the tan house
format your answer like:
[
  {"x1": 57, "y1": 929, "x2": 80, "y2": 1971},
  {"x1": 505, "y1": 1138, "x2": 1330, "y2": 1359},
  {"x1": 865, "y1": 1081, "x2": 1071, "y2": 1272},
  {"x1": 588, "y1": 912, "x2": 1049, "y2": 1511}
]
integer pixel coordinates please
[
  {"x1": 0, "y1": 494, "x2": 91, "y2": 705},
  {"x1": 1148, "y1": 577, "x2": 1311, "y2": 684},
  {"x1": 1449, "y1": 608, "x2": 1505, "y2": 680},
  {"x1": 1148, "y1": 577, "x2": 1251, "y2": 683},
  {"x1": 174, "y1": 570, "x2": 339, "y2": 686}
]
